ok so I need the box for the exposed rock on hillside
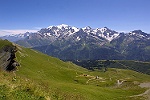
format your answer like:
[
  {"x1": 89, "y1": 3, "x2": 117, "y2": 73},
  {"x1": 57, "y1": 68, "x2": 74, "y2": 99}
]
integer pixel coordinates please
[{"x1": 0, "y1": 45, "x2": 19, "y2": 71}]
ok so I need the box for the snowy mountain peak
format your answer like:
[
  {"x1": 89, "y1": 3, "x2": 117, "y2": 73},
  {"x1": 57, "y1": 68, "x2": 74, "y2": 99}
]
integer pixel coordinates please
[
  {"x1": 93, "y1": 27, "x2": 119, "y2": 41},
  {"x1": 130, "y1": 30, "x2": 145, "y2": 35},
  {"x1": 98, "y1": 27, "x2": 109, "y2": 33},
  {"x1": 47, "y1": 25, "x2": 54, "y2": 29},
  {"x1": 82, "y1": 26, "x2": 92, "y2": 30},
  {"x1": 72, "y1": 26, "x2": 79, "y2": 32},
  {"x1": 57, "y1": 24, "x2": 70, "y2": 29},
  {"x1": 129, "y1": 30, "x2": 150, "y2": 39},
  {"x1": 47, "y1": 24, "x2": 70, "y2": 29},
  {"x1": 46, "y1": 24, "x2": 79, "y2": 34}
]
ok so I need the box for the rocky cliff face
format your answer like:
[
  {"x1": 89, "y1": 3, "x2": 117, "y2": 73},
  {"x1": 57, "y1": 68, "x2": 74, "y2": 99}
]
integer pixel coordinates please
[{"x1": 0, "y1": 45, "x2": 19, "y2": 71}]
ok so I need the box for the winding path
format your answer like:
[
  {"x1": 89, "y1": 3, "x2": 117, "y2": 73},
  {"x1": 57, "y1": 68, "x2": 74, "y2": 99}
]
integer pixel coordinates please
[{"x1": 130, "y1": 82, "x2": 150, "y2": 100}]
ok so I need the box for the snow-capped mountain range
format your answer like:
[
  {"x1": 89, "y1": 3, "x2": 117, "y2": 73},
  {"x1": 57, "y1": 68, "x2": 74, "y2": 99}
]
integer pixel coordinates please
[
  {"x1": 1, "y1": 24, "x2": 150, "y2": 61},
  {"x1": 1, "y1": 24, "x2": 149, "y2": 42},
  {"x1": 0, "y1": 32, "x2": 31, "y2": 42},
  {"x1": 37, "y1": 24, "x2": 122, "y2": 42}
]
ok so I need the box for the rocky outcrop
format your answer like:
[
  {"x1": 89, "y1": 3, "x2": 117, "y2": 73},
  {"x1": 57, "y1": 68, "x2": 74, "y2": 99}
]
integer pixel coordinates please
[{"x1": 0, "y1": 45, "x2": 19, "y2": 71}]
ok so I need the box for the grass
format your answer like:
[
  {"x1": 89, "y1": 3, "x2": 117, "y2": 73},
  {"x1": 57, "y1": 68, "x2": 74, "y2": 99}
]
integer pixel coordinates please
[
  {"x1": 0, "y1": 70, "x2": 47, "y2": 100},
  {"x1": 0, "y1": 40, "x2": 13, "y2": 49},
  {"x1": 0, "y1": 41, "x2": 150, "y2": 100}
]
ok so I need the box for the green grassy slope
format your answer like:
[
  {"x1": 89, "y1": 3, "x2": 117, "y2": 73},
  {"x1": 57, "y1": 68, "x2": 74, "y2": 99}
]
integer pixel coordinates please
[
  {"x1": 0, "y1": 41, "x2": 150, "y2": 100},
  {"x1": 0, "y1": 39, "x2": 13, "y2": 48}
]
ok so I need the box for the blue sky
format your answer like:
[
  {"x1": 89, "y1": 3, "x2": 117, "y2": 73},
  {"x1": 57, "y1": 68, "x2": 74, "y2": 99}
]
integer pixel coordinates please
[{"x1": 0, "y1": 0, "x2": 150, "y2": 36}]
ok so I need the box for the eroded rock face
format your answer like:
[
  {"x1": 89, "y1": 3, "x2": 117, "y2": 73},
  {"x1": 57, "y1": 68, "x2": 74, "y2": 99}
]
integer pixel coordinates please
[{"x1": 0, "y1": 45, "x2": 19, "y2": 71}]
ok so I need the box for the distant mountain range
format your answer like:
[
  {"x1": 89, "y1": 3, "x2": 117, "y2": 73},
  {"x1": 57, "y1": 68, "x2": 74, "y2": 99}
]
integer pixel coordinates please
[
  {"x1": 1, "y1": 32, "x2": 31, "y2": 42},
  {"x1": 1, "y1": 24, "x2": 150, "y2": 61}
]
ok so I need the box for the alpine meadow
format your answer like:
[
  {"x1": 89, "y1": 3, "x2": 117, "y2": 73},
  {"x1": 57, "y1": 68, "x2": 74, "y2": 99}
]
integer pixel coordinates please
[{"x1": 0, "y1": 0, "x2": 150, "y2": 100}]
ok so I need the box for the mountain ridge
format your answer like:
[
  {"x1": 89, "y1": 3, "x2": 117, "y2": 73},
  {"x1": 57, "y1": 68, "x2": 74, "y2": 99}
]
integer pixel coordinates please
[
  {"x1": 1, "y1": 24, "x2": 150, "y2": 43},
  {"x1": 1, "y1": 24, "x2": 150, "y2": 61}
]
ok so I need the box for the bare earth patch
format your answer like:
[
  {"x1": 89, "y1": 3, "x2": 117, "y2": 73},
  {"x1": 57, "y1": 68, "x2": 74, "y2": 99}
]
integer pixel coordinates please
[{"x1": 130, "y1": 82, "x2": 150, "y2": 100}]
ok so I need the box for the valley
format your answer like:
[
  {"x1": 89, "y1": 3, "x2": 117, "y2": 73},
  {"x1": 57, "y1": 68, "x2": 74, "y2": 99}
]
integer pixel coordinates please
[
  {"x1": 1, "y1": 0, "x2": 150, "y2": 99},
  {"x1": 0, "y1": 40, "x2": 150, "y2": 100}
]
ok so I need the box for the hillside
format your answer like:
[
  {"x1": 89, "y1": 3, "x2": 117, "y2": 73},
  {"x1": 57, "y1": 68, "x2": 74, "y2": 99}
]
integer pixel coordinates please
[{"x1": 0, "y1": 40, "x2": 150, "y2": 100}]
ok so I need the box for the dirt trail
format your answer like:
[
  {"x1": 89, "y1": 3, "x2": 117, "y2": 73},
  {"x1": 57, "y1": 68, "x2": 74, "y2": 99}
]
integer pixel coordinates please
[
  {"x1": 86, "y1": 77, "x2": 95, "y2": 84},
  {"x1": 139, "y1": 82, "x2": 150, "y2": 100},
  {"x1": 130, "y1": 82, "x2": 150, "y2": 100}
]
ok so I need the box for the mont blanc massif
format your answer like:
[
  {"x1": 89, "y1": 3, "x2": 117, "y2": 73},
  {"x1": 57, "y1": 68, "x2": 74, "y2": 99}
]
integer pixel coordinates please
[{"x1": 1, "y1": 24, "x2": 150, "y2": 61}]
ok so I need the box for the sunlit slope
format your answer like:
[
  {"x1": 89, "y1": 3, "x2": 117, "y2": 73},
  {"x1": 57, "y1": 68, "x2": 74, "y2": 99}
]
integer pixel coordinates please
[
  {"x1": 0, "y1": 40, "x2": 150, "y2": 100},
  {"x1": 0, "y1": 40, "x2": 13, "y2": 48},
  {"x1": 14, "y1": 46, "x2": 150, "y2": 100},
  {"x1": 16, "y1": 47, "x2": 86, "y2": 82}
]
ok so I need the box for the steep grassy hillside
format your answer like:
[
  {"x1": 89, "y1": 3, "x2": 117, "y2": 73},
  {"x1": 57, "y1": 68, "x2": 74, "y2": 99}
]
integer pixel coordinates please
[
  {"x1": 0, "y1": 40, "x2": 150, "y2": 100},
  {"x1": 0, "y1": 39, "x2": 13, "y2": 48}
]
